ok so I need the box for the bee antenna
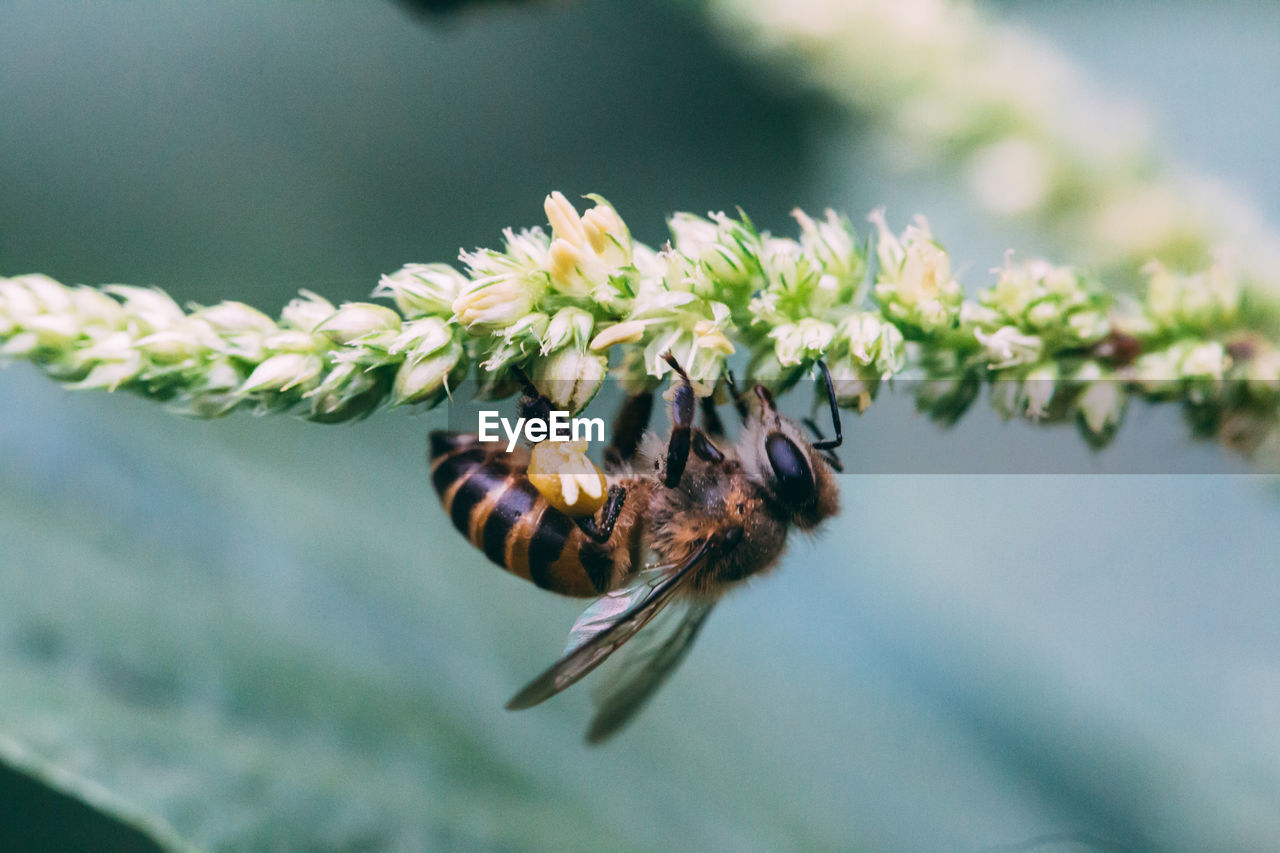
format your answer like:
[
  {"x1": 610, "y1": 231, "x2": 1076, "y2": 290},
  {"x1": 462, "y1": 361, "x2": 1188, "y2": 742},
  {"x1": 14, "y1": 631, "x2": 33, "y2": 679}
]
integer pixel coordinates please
[
  {"x1": 811, "y1": 360, "x2": 843, "y2": 451},
  {"x1": 802, "y1": 416, "x2": 844, "y2": 472}
]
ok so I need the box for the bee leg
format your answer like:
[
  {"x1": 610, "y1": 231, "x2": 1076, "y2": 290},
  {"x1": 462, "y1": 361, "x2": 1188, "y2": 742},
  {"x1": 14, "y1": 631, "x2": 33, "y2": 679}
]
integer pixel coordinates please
[
  {"x1": 511, "y1": 365, "x2": 554, "y2": 425},
  {"x1": 604, "y1": 391, "x2": 654, "y2": 469},
  {"x1": 660, "y1": 352, "x2": 695, "y2": 488},
  {"x1": 691, "y1": 430, "x2": 724, "y2": 463},
  {"x1": 723, "y1": 369, "x2": 750, "y2": 423},
  {"x1": 700, "y1": 393, "x2": 727, "y2": 440},
  {"x1": 574, "y1": 485, "x2": 626, "y2": 543}
]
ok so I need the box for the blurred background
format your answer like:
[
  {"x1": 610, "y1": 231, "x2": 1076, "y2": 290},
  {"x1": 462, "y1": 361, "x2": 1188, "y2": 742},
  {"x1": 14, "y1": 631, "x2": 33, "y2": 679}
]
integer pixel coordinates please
[{"x1": 1, "y1": 1, "x2": 1279, "y2": 849}]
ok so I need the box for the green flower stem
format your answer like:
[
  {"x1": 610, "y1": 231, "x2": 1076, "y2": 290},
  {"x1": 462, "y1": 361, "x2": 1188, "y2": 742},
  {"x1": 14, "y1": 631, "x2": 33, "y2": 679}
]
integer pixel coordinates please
[
  {"x1": 704, "y1": 0, "x2": 1280, "y2": 318},
  {"x1": 3, "y1": 192, "x2": 1279, "y2": 454}
]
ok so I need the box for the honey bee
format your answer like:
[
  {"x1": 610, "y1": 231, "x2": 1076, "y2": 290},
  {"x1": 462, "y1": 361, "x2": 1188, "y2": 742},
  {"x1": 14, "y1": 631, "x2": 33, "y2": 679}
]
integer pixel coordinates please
[{"x1": 429, "y1": 353, "x2": 843, "y2": 742}]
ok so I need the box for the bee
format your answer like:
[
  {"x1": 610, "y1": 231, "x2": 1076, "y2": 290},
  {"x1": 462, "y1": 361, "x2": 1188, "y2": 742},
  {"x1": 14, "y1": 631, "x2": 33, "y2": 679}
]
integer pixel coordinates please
[{"x1": 428, "y1": 353, "x2": 843, "y2": 742}]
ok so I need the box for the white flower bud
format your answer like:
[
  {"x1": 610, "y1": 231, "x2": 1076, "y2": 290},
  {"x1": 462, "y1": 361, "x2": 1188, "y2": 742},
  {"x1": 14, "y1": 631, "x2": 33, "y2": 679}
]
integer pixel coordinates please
[
  {"x1": 374, "y1": 264, "x2": 465, "y2": 317},
  {"x1": 581, "y1": 200, "x2": 630, "y2": 266},
  {"x1": 543, "y1": 307, "x2": 594, "y2": 353},
  {"x1": 1023, "y1": 362, "x2": 1058, "y2": 419},
  {"x1": 71, "y1": 353, "x2": 144, "y2": 391},
  {"x1": 958, "y1": 302, "x2": 999, "y2": 330},
  {"x1": 6, "y1": 274, "x2": 71, "y2": 314},
  {"x1": 263, "y1": 329, "x2": 321, "y2": 354},
  {"x1": 387, "y1": 317, "x2": 453, "y2": 360},
  {"x1": 548, "y1": 238, "x2": 605, "y2": 295},
  {"x1": 840, "y1": 313, "x2": 884, "y2": 365},
  {"x1": 451, "y1": 277, "x2": 536, "y2": 328},
  {"x1": 197, "y1": 301, "x2": 278, "y2": 334},
  {"x1": 693, "y1": 320, "x2": 735, "y2": 355},
  {"x1": 72, "y1": 287, "x2": 126, "y2": 329},
  {"x1": 770, "y1": 319, "x2": 834, "y2": 366},
  {"x1": 104, "y1": 286, "x2": 186, "y2": 333},
  {"x1": 240, "y1": 352, "x2": 323, "y2": 393},
  {"x1": 1077, "y1": 379, "x2": 1125, "y2": 436},
  {"x1": 305, "y1": 362, "x2": 387, "y2": 422},
  {"x1": 0, "y1": 278, "x2": 42, "y2": 322},
  {"x1": 1179, "y1": 341, "x2": 1228, "y2": 380},
  {"x1": 590, "y1": 320, "x2": 647, "y2": 351},
  {"x1": 793, "y1": 208, "x2": 858, "y2": 282},
  {"x1": 545, "y1": 191, "x2": 589, "y2": 248},
  {"x1": 1245, "y1": 347, "x2": 1280, "y2": 388},
  {"x1": 669, "y1": 213, "x2": 720, "y2": 256},
  {"x1": 281, "y1": 290, "x2": 335, "y2": 332},
  {"x1": 871, "y1": 212, "x2": 960, "y2": 331},
  {"x1": 315, "y1": 302, "x2": 401, "y2": 344},
  {"x1": 134, "y1": 318, "x2": 221, "y2": 362},
  {"x1": 497, "y1": 227, "x2": 552, "y2": 270},
  {"x1": 1132, "y1": 348, "x2": 1182, "y2": 393},
  {"x1": 22, "y1": 313, "x2": 82, "y2": 348},
  {"x1": 2, "y1": 332, "x2": 39, "y2": 356},
  {"x1": 537, "y1": 349, "x2": 608, "y2": 413},
  {"x1": 867, "y1": 207, "x2": 905, "y2": 272},
  {"x1": 1067, "y1": 310, "x2": 1110, "y2": 342},
  {"x1": 975, "y1": 326, "x2": 1043, "y2": 369},
  {"x1": 393, "y1": 340, "x2": 462, "y2": 405},
  {"x1": 1026, "y1": 301, "x2": 1060, "y2": 329}
]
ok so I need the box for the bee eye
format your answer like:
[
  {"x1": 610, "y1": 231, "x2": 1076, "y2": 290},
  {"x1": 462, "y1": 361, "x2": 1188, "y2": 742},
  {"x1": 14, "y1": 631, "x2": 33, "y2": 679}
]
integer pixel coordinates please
[{"x1": 765, "y1": 432, "x2": 814, "y2": 504}]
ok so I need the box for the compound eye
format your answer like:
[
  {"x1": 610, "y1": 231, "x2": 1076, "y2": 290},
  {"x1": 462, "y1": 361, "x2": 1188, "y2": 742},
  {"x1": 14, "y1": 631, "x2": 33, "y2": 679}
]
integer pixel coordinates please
[{"x1": 765, "y1": 432, "x2": 814, "y2": 505}]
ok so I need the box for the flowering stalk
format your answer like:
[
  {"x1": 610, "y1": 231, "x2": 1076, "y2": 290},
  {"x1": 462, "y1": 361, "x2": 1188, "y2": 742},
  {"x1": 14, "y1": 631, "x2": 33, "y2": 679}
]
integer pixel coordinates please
[
  {"x1": 3, "y1": 192, "x2": 1280, "y2": 455},
  {"x1": 703, "y1": 0, "x2": 1280, "y2": 322}
]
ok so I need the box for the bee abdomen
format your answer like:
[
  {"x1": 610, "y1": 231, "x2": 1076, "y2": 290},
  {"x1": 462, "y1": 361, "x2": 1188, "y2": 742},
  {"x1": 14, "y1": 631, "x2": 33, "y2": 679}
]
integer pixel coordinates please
[{"x1": 428, "y1": 431, "x2": 621, "y2": 597}]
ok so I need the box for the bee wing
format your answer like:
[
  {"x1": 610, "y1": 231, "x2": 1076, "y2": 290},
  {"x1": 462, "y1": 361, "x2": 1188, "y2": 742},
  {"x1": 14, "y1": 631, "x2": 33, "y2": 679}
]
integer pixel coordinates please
[
  {"x1": 505, "y1": 538, "x2": 714, "y2": 711},
  {"x1": 585, "y1": 597, "x2": 715, "y2": 744}
]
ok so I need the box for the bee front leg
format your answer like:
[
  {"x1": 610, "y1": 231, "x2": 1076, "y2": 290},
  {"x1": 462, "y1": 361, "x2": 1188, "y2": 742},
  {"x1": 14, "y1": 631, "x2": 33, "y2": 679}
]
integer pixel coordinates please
[
  {"x1": 723, "y1": 369, "x2": 749, "y2": 424},
  {"x1": 660, "y1": 353, "x2": 695, "y2": 488},
  {"x1": 604, "y1": 391, "x2": 654, "y2": 469},
  {"x1": 511, "y1": 365, "x2": 554, "y2": 425},
  {"x1": 700, "y1": 392, "x2": 727, "y2": 440},
  {"x1": 575, "y1": 485, "x2": 626, "y2": 543}
]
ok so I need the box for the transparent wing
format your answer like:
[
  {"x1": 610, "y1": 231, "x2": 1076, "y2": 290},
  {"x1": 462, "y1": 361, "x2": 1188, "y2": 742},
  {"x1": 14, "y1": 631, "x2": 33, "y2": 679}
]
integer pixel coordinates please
[
  {"x1": 585, "y1": 597, "x2": 715, "y2": 744},
  {"x1": 505, "y1": 538, "x2": 713, "y2": 711}
]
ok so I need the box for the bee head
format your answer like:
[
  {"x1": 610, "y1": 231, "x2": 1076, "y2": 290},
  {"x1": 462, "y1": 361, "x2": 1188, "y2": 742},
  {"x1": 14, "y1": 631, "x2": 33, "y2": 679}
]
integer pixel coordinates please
[{"x1": 741, "y1": 385, "x2": 840, "y2": 530}]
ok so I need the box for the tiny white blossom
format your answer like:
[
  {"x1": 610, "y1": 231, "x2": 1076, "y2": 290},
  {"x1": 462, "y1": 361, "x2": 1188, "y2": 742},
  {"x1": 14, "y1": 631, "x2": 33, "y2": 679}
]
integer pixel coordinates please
[
  {"x1": 452, "y1": 276, "x2": 537, "y2": 328},
  {"x1": 240, "y1": 352, "x2": 323, "y2": 393},
  {"x1": 1023, "y1": 362, "x2": 1058, "y2": 419},
  {"x1": 537, "y1": 349, "x2": 608, "y2": 413},
  {"x1": 770, "y1": 319, "x2": 835, "y2": 366},
  {"x1": 590, "y1": 320, "x2": 647, "y2": 351},
  {"x1": 281, "y1": 290, "x2": 336, "y2": 332},
  {"x1": 793, "y1": 208, "x2": 859, "y2": 283},
  {"x1": 1179, "y1": 341, "x2": 1228, "y2": 380},
  {"x1": 975, "y1": 326, "x2": 1042, "y2": 369},
  {"x1": 15, "y1": 274, "x2": 74, "y2": 313},
  {"x1": 374, "y1": 263, "x2": 466, "y2": 318},
  {"x1": 388, "y1": 317, "x2": 453, "y2": 361},
  {"x1": 542, "y1": 307, "x2": 594, "y2": 354},
  {"x1": 392, "y1": 341, "x2": 462, "y2": 404},
  {"x1": 104, "y1": 286, "x2": 186, "y2": 334},
  {"x1": 1077, "y1": 379, "x2": 1125, "y2": 436},
  {"x1": 198, "y1": 301, "x2": 278, "y2": 334},
  {"x1": 133, "y1": 319, "x2": 222, "y2": 362},
  {"x1": 315, "y1": 302, "x2": 401, "y2": 344}
]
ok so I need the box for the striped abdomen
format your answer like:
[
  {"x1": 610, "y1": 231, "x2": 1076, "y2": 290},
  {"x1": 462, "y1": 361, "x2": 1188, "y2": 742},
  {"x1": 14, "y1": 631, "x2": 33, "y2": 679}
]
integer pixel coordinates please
[{"x1": 429, "y1": 432, "x2": 633, "y2": 598}]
